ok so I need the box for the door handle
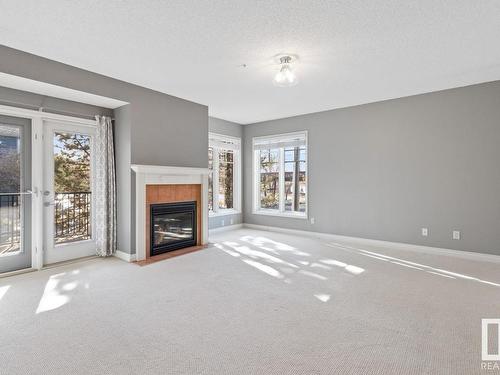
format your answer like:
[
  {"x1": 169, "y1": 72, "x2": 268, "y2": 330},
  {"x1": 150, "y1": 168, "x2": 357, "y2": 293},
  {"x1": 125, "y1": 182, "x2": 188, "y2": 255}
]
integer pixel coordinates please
[
  {"x1": 44, "y1": 202, "x2": 55, "y2": 207},
  {"x1": 43, "y1": 190, "x2": 51, "y2": 196}
]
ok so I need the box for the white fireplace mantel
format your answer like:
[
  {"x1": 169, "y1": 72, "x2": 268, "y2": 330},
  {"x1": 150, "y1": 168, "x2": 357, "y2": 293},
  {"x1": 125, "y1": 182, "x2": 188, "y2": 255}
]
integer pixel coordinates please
[{"x1": 131, "y1": 164, "x2": 210, "y2": 261}]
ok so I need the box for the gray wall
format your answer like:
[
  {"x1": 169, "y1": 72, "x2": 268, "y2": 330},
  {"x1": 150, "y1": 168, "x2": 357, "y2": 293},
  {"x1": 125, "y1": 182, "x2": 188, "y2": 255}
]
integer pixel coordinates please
[
  {"x1": 4, "y1": 45, "x2": 500, "y2": 256},
  {"x1": 0, "y1": 45, "x2": 208, "y2": 254},
  {"x1": 0, "y1": 46, "x2": 208, "y2": 168},
  {"x1": 208, "y1": 117, "x2": 243, "y2": 230},
  {"x1": 244, "y1": 81, "x2": 500, "y2": 256},
  {"x1": 209, "y1": 117, "x2": 243, "y2": 138}
]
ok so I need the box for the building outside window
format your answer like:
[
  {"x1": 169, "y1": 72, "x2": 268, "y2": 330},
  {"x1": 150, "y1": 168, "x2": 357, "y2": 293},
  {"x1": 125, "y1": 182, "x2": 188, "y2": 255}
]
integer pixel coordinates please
[
  {"x1": 253, "y1": 131, "x2": 307, "y2": 218},
  {"x1": 208, "y1": 133, "x2": 241, "y2": 216}
]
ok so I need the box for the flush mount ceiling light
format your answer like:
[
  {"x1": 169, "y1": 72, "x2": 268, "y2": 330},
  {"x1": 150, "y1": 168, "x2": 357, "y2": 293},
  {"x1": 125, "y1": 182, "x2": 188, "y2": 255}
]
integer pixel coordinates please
[{"x1": 273, "y1": 54, "x2": 299, "y2": 87}]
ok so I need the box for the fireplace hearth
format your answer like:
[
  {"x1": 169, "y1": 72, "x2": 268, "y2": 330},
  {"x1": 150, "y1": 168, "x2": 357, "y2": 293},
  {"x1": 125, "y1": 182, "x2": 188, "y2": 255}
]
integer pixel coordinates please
[{"x1": 150, "y1": 201, "x2": 197, "y2": 256}]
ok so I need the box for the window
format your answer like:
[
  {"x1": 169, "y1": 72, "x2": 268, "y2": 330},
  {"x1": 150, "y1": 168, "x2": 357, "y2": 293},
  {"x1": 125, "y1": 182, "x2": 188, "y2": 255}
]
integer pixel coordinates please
[
  {"x1": 253, "y1": 131, "x2": 307, "y2": 218},
  {"x1": 208, "y1": 133, "x2": 241, "y2": 215}
]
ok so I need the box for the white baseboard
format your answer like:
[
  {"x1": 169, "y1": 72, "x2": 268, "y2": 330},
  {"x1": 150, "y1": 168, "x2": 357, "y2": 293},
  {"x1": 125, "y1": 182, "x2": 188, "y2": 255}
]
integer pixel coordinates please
[
  {"x1": 243, "y1": 223, "x2": 500, "y2": 264},
  {"x1": 114, "y1": 250, "x2": 136, "y2": 262},
  {"x1": 209, "y1": 223, "x2": 243, "y2": 235},
  {"x1": 112, "y1": 222, "x2": 500, "y2": 264}
]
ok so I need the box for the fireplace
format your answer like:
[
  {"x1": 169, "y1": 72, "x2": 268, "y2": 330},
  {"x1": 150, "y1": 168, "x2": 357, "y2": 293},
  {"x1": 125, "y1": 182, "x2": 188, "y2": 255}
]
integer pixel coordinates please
[
  {"x1": 150, "y1": 201, "x2": 197, "y2": 256},
  {"x1": 132, "y1": 165, "x2": 208, "y2": 262}
]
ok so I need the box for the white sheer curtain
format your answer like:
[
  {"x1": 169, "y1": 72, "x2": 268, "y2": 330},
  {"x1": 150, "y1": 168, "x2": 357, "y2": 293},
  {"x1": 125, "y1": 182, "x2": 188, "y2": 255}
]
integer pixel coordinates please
[{"x1": 94, "y1": 115, "x2": 116, "y2": 256}]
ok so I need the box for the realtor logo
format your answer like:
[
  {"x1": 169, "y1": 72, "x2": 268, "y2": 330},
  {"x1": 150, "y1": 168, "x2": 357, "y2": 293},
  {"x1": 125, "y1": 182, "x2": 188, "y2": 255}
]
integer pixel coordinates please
[{"x1": 482, "y1": 319, "x2": 500, "y2": 361}]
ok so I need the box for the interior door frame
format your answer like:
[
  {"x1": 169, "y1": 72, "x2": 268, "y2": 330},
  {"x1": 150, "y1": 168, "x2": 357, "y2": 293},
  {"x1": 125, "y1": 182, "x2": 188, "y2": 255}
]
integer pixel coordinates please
[
  {"x1": 43, "y1": 119, "x2": 97, "y2": 265},
  {"x1": 0, "y1": 104, "x2": 96, "y2": 272}
]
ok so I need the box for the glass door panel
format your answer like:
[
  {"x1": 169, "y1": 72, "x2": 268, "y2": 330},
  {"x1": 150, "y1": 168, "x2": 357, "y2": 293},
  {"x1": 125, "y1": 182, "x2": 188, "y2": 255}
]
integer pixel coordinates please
[
  {"x1": 44, "y1": 121, "x2": 95, "y2": 264},
  {"x1": 0, "y1": 116, "x2": 31, "y2": 273},
  {"x1": 53, "y1": 132, "x2": 92, "y2": 244}
]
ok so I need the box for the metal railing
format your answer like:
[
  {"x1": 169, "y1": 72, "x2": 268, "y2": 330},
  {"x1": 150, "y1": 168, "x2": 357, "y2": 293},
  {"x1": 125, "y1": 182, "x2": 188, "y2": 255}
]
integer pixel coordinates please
[
  {"x1": 54, "y1": 192, "x2": 91, "y2": 244},
  {"x1": 0, "y1": 194, "x2": 20, "y2": 255},
  {"x1": 0, "y1": 191, "x2": 91, "y2": 252}
]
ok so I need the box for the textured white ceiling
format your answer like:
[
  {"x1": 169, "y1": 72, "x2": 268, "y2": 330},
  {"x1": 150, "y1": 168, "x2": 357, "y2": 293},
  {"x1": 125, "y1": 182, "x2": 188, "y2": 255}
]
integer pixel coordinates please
[{"x1": 1, "y1": 0, "x2": 500, "y2": 124}]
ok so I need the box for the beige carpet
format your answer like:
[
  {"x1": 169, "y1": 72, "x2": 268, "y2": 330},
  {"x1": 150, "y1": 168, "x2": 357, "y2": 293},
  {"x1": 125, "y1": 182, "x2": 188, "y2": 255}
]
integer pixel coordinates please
[{"x1": 1, "y1": 228, "x2": 499, "y2": 374}]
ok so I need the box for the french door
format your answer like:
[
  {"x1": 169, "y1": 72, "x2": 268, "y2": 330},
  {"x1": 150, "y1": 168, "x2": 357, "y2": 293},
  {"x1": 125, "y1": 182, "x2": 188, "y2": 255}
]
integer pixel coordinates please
[
  {"x1": 43, "y1": 120, "x2": 96, "y2": 264},
  {"x1": 0, "y1": 107, "x2": 98, "y2": 274},
  {"x1": 0, "y1": 115, "x2": 32, "y2": 273}
]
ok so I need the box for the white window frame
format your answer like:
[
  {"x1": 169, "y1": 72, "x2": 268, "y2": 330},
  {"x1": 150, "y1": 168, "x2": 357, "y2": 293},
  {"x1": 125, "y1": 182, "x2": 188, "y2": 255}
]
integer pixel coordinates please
[
  {"x1": 252, "y1": 131, "x2": 308, "y2": 219},
  {"x1": 209, "y1": 132, "x2": 241, "y2": 217}
]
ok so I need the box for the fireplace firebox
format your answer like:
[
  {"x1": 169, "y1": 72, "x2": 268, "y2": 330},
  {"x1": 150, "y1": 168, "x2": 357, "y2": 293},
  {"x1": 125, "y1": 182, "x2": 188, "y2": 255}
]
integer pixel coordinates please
[{"x1": 150, "y1": 201, "x2": 197, "y2": 256}]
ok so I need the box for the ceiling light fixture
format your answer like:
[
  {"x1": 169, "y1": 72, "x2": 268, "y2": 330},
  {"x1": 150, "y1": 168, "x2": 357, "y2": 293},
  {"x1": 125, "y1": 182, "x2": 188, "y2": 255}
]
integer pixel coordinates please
[{"x1": 273, "y1": 55, "x2": 298, "y2": 87}]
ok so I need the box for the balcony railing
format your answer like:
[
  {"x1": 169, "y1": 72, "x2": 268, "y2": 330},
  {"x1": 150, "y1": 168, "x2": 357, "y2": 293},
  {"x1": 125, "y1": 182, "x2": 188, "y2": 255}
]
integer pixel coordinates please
[
  {"x1": 55, "y1": 192, "x2": 91, "y2": 244},
  {"x1": 0, "y1": 192, "x2": 92, "y2": 253},
  {"x1": 0, "y1": 194, "x2": 20, "y2": 255}
]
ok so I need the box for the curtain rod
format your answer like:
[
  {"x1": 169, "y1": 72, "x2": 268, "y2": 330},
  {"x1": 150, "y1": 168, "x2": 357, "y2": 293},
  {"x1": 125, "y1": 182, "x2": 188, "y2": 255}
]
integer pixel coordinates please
[{"x1": 0, "y1": 99, "x2": 115, "y2": 121}]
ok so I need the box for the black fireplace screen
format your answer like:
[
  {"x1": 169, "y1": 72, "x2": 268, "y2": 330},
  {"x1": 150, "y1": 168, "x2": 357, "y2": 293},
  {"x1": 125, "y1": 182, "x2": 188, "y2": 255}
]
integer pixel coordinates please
[{"x1": 150, "y1": 201, "x2": 196, "y2": 256}]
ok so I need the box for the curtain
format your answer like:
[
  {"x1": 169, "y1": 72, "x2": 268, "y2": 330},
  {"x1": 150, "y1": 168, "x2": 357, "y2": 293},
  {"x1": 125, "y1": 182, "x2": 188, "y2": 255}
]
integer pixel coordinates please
[{"x1": 94, "y1": 115, "x2": 117, "y2": 256}]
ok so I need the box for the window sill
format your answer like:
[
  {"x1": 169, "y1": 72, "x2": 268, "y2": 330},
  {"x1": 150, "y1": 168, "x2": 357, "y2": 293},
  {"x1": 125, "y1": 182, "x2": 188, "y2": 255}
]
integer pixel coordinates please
[
  {"x1": 209, "y1": 209, "x2": 241, "y2": 218},
  {"x1": 252, "y1": 209, "x2": 308, "y2": 220}
]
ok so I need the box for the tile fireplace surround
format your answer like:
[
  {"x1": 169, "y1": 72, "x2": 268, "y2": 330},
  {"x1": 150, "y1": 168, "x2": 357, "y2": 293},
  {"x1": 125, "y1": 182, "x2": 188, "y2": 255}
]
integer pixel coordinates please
[{"x1": 131, "y1": 165, "x2": 209, "y2": 261}]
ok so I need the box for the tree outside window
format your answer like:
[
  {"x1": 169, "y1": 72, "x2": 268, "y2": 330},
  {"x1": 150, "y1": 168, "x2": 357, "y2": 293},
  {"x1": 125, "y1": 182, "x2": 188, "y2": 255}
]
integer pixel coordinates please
[
  {"x1": 218, "y1": 150, "x2": 234, "y2": 209},
  {"x1": 259, "y1": 149, "x2": 280, "y2": 209},
  {"x1": 284, "y1": 146, "x2": 306, "y2": 212},
  {"x1": 208, "y1": 147, "x2": 213, "y2": 211},
  {"x1": 208, "y1": 134, "x2": 241, "y2": 214}
]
